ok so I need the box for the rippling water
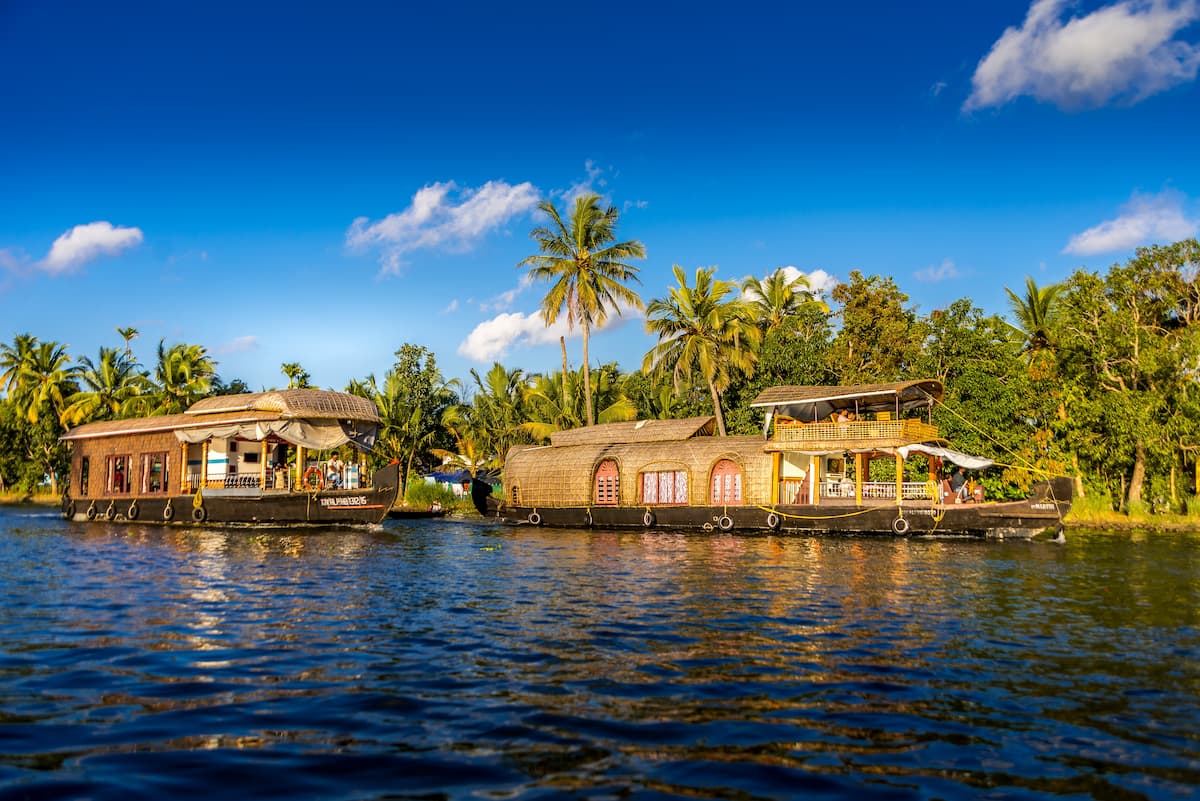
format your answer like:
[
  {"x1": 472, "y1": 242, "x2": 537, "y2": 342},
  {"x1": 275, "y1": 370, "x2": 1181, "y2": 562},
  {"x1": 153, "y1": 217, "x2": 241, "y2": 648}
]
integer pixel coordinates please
[{"x1": 1, "y1": 506, "x2": 1198, "y2": 800}]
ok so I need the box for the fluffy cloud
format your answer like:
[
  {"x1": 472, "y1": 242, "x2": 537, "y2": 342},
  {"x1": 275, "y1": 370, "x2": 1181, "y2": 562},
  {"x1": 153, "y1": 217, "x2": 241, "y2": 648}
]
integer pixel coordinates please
[
  {"x1": 457, "y1": 311, "x2": 571, "y2": 362},
  {"x1": 214, "y1": 335, "x2": 259, "y2": 355},
  {"x1": 43, "y1": 221, "x2": 144, "y2": 274},
  {"x1": 1063, "y1": 189, "x2": 1197, "y2": 254},
  {"x1": 915, "y1": 258, "x2": 960, "y2": 283},
  {"x1": 965, "y1": 0, "x2": 1200, "y2": 111},
  {"x1": 347, "y1": 180, "x2": 540, "y2": 274}
]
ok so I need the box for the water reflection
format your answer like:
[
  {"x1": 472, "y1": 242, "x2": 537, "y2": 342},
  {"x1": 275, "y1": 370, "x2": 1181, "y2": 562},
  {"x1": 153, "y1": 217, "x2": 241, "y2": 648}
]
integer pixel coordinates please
[{"x1": 0, "y1": 510, "x2": 1198, "y2": 799}]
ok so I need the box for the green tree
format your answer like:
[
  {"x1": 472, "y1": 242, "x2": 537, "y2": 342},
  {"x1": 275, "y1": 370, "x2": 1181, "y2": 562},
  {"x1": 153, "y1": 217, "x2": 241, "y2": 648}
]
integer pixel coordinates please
[
  {"x1": 373, "y1": 344, "x2": 457, "y2": 491},
  {"x1": 144, "y1": 341, "x2": 216, "y2": 414},
  {"x1": 0, "y1": 333, "x2": 39, "y2": 397},
  {"x1": 63, "y1": 346, "x2": 152, "y2": 426},
  {"x1": 1005, "y1": 276, "x2": 1062, "y2": 360},
  {"x1": 115, "y1": 326, "x2": 139, "y2": 356},
  {"x1": 519, "y1": 193, "x2": 646, "y2": 427},
  {"x1": 521, "y1": 363, "x2": 637, "y2": 441},
  {"x1": 741, "y1": 268, "x2": 825, "y2": 331},
  {"x1": 281, "y1": 362, "x2": 312, "y2": 389},
  {"x1": 826, "y1": 271, "x2": 921, "y2": 383},
  {"x1": 643, "y1": 265, "x2": 761, "y2": 436}
]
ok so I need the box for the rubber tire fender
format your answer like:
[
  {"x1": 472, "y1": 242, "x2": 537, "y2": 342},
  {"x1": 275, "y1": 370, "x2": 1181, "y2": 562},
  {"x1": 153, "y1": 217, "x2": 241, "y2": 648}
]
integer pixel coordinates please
[
  {"x1": 127, "y1": 502, "x2": 139, "y2": 520},
  {"x1": 104, "y1": 504, "x2": 116, "y2": 521},
  {"x1": 717, "y1": 515, "x2": 735, "y2": 532},
  {"x1": 162, "y1": 502, "x2": 175, "y2": 521},
  {"x1": 192, "y1": 506, "x2": 207, "y2": 523},
  {"x1": 583, "y1": 511, "x2": 593, "y2": 527},
  {"x1": 63, "y1": 501, "x2": 76, "y2": 520},
  {"x1": 85, "y1": 503, "x2": 98, "y2": 521},
  {"x1": 891, "y1": 516, "x2": 910, "y2": 535},
  {"x1": 642, "y1": 510, "x2": 655, "y2": 527},
  {"x1": 765, "y1": 512, "x2": 781, "y2": 530},
  {"x1": 527, "y1": 511, "x2": 541, "y2": 526}
]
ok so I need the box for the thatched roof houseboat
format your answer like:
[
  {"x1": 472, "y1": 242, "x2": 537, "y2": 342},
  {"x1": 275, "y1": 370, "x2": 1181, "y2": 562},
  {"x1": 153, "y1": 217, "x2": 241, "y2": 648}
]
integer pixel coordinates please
[
  {"x1": 476, "y1": 380, "x2": 1071, "y2": 539},
  {"x1": 60, "y1": 389, "x2": 399, "y2": 525}
]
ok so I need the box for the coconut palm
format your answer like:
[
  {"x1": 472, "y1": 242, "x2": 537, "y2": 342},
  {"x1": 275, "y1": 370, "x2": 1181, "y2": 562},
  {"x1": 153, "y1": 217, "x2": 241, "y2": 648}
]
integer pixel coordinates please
[
  {"x1": 116, "y1": 326, "x2": 139, "y2": 356},
  {"x1": 1005, "y1": 277, "x2": 1062, "y2": 357},
  {"x1": 741, "y1": 268, "x2": 826, "y2": 330},
  {"x1": 62, "y1": 347, "x2": 152, "y2": 425},
  {"x1": 0, "y1": 333, "x2": 39, "y2": 397},
  {"x1": 14, "y1": 341, "x2": 81, "y2": 426},
  {"x1": 433, "y1": 405, "x2": 495, "y2": 477},
  {"x1": 521, "y1": 363, "x2": 637, "y2": 442},
  {"x1": 147, "y1": 341, "x2": 216, "y2": 414},
  {"x1": 519, "y1": 193, "x2": 646, "y2": 427},
  {"x1": 281, "y1": 362, "x2": 312, "y2": 389},
  {"x1": 643, "y1": 265, "x2": 761, "y2": 436}
]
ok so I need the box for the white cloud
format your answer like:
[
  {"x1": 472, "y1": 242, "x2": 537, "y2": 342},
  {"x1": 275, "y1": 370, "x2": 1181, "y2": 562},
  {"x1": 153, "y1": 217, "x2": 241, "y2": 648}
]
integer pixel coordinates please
[
  {"x1": 457, "y1": 311, "x2": 571, "y2": 361},
  {"x1": 0, "y1": 248, "x2": 27, "y2": 273},
  {"x1": 1063, "y1": 189, "x2": 1198, "y2": 254},
  {"x1": 555, "y1": 160, "x2": 608, "y2": 207},
  {"x1": 915, "y1": 258, "x2": 960, "y2": 283},
  {"x1": 965, "y1": 0, "x2": 1200, "y2": 111},
  {"x1": 442, "y1": 299, "x2": 459, "y2": 314},
  {"x1": 623, "y1": 199, "x2": 649, "y2": 212},
  {"x1": 346, "y1": 179, "x2": 540, "y2": 274},
  {"x1": 214, "y1": 335, "x2": 259, "y2": 355},
  {"x1": 479, "y1": 273, "x2": 534, "y2": 313},
  {"x1": 42, "y1": 221, "x2": 144, "y2": 274}
]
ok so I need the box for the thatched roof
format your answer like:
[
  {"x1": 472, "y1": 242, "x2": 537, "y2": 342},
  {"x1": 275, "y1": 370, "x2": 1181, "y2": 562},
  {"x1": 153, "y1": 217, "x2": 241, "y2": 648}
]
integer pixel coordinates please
[
  {"x1": 62, "y1": 410, "x2": 275, "y2": 441},
  {"x1": 186, "y1": 389, "x2": 380, "y2": 422},
  {"x1": 751, "y1": 381, "x2": 942, "y2": 422},
  {"x1": 549, "y1": 416, "x2": 716, "y2": 447}
]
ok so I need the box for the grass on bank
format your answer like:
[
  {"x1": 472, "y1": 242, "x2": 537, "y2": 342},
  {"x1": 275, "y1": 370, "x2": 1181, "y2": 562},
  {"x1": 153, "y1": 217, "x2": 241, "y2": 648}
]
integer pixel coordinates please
[{"x1": 1065, "y1": 490, "x2": 1200, "y2": 530}]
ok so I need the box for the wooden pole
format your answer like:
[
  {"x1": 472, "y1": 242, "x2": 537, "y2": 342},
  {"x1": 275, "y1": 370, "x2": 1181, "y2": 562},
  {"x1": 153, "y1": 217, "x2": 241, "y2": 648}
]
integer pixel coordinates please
[
  {"x1": 895, "y1": 453, "x2": 904, "y2": 505},
  {"x1": 855, "y1": 452, "x2": 864, "y2": 506},
  {"x1": 180, "y1": 441, "x2": 188, "y2": 492},
  {"x1": 770, "y1": 453, "x2": 780, "y2": 505},
  {"x1": 200, "y1": 441, "x2": 209, "y2": 490},
  {"x1": 295, "y1": 445, "x2": 305, "y2": 490},
  {"x1": 811, "y1": 455, "x2": 820, "y2": 506},
  {"x1": 260, "y1": 440, "x2": 268, "y2": 489}
]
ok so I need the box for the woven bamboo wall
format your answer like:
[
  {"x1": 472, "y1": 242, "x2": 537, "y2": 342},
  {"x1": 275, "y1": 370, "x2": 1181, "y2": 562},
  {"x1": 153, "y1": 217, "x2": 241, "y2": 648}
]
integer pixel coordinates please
[{"x1": 505, "y1": 435, "x2": 774, "y2": 508}]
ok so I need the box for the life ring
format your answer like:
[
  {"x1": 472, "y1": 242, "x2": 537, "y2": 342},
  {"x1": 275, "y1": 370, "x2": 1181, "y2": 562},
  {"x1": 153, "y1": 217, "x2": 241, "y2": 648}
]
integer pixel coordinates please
[
  {"x1": 528, "y1": 511, "x2": 541, "y2": 526},
  {"x1": 63, "y1": 501, "x2": 75, "y2": 520},
  {"x1": 717, "y1": 515, "x2": 734, "y2": 532},
  {"x1": 891, "y1": 516, "x2": 910, "y2": 535},
  {"x1": 127, "y1": 502, "x2": 139, "y2": 520},
  {"x1": 766, "y1": 512, "x2": 781, "y2": 530},
  {"x1": 85, "y1": 503, "x2": 97, "y2": 521},
  {"x1": 302, "y1": 467, "x2": 324, "y2": 491},
  {"x1": 104, "y1": 503, "x2": 116, "y2": 521},
  {"x1": 192, "y1": 506, "x2": 207, "y2": 523},
  {"x1": 642, "y1": 510, "x2": 655, "y2": 527},
  {"x1": 162, "y1": 501, "x2": 175, "y2": 521}
]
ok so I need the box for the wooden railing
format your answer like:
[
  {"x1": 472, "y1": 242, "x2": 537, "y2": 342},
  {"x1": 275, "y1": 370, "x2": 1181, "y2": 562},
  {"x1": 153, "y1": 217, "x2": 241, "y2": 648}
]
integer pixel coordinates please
[
  {"x1": 773, "y1": 419, "x2": 940, "y2": 444},
  {"x1": 779, "y1": 479, "x2": 936, "y2": 503}
]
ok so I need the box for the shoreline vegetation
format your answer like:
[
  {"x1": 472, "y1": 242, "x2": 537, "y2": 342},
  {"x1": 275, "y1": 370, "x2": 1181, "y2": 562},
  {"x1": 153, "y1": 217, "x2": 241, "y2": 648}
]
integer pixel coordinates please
[{"x1": 1, "y1": 203, "x2": 1197, "y2": 521}]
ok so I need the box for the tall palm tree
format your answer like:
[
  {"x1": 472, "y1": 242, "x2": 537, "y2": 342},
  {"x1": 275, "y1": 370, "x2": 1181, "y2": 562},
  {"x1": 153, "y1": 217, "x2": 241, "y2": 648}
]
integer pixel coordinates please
[
  {"x1": 1005, "y1": 276, "x2": 1062, "y2": 357},
  {"x1": 521, "y1": 363, "x2": 637, "y2": 441},
  {"x1": 741, "y1": 268, "x2": 824, "y2": 330},
  {"x1": 467, "y1": 363, "x2": 530, "y2": 465},
  {"x1": 0, "y1": 333, "x2": 39, "y2": 397},
  {"x1": 15, "y1": 341, "x2": 81, "y2": 426},
  {"x1": 643, "y1": 265, "x2": 761, "y2": 436},
  {"x1": 116, "y1": 326, "x2": 139, "y2": 356},
  {"x1": 148, "y1": 341, "x2": 216, "y2": 414},
  {"x1": 62, "y1": 347, "x2": 152, "y2": 425},
  {"x1": 519, "y1": 193, "x2": 646, "y2": 427}
]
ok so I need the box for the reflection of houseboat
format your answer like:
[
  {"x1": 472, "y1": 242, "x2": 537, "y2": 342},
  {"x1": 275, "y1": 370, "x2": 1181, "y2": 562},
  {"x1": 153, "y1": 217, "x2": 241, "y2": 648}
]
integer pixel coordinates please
[
  {"x1": 474, "y1": 381, "x2": 1071, "y2": 539},
  {"x1": 60, "y1": 389, "x2": 399, "y2": 525}
]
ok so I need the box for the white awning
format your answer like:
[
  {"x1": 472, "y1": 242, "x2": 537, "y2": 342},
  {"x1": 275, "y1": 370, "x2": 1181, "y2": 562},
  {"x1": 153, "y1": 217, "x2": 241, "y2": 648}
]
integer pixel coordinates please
[
  {"x1": 897, "y1": 444, "x2": 994, "y2": 469},
  {"x1": 174, "y1": 419, "x2": 377, "y2": 451}
]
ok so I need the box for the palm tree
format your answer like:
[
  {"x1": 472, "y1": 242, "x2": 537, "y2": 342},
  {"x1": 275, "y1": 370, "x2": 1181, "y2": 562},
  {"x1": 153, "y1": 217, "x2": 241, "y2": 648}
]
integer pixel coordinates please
[
  {"x1": 467, "y1": 363, "x2": 530, "y2": 465},
  {"x1": 116, "y1": 326, "x2": 139, "y2": 356},
  {"x1": 1005, "y1": 277, "x2": 1062, "y2": 357},
  {"x1": 741, "y1": 268, "x2": 826, "y2": 330},
  {"x1": 14, "y1": 341, "x2": 81, "y2": 426},
  {"x1": 62, "y1": 347, "x2": 152, "y2": 426},
  {"x1": 433, "y1": 405, "x2": 496, "y2": 478},
  {"x1": 281, "y1": 362, "x2": 312, "y2": 389},
  {"x1": 643, "y1": 265, "x2": 761, "y2": 436},
  {"x1": 519, "y1": 193, "x2": 646, "y2": 427},
  {"x1": 521, "y1": 363, "x2": 637, "y2": 441},
  {"x1": 0, "y1": 333, "x2": 39, "y2": 397},
  {"x1": 148, "y1": 341, "x2": 216, "y2": 414}
]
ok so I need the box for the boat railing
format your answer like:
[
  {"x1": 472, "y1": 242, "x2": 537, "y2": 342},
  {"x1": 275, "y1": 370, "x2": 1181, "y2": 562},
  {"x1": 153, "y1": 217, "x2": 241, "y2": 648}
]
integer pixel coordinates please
[
  {"x1": 772, "y1": 419, "x2": 940, "y2": 444},
  {"x1": 778, "y1": 479, "x2": 937, "y2": 503}
]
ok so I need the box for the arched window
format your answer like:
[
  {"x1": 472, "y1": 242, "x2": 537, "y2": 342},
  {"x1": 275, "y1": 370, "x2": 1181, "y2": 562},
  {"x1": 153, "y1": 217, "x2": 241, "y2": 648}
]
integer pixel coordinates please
[
  {"x1": 710, "y1": 459, "x2": 743, "y2": 504},
  {"x1": 594, "y1": 460, "x2": 619, "y2": 505}
]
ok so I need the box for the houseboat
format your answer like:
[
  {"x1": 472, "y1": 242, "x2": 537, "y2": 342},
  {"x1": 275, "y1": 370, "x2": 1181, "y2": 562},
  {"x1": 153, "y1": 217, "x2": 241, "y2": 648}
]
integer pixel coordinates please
[
  {"x1": 60, "y1": 389, "x2": 399, "y2": 525},
  {"x1": 473, "y1": 380, "x2": 1072, "y2": 539}
]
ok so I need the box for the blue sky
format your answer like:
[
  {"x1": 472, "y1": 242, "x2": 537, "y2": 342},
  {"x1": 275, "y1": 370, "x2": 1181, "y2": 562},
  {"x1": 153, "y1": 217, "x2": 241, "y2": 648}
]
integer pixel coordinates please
[{"x1": 2, "y1": 0, "x2": 1198, "y2": 392}]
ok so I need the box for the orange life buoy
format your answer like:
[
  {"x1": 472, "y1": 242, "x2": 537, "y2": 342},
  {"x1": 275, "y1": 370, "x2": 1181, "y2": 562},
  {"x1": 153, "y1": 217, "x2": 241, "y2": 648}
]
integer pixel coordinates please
[{"x1": 303, "y1": 467, "x2": 325, "y2": 491}]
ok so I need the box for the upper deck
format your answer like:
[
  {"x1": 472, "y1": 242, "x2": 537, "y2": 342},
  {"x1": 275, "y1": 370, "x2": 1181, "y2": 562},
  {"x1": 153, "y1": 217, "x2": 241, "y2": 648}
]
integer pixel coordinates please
[{"x1": 765, "y1": 417, "x2": 942, "y2": 451}]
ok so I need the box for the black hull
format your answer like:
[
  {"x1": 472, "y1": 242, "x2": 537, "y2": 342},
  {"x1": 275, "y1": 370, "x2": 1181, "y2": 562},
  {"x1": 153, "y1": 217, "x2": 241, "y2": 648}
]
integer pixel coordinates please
[
  {"x1": 485, "y1": 477, "x2": 1072, "y2": 540},
  {"x1": 62, "y1": 463, "x2": 400, "y2": 527}
]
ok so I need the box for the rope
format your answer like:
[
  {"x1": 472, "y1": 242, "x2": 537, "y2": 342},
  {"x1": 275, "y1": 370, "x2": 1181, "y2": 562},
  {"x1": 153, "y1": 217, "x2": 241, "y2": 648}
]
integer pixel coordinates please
[{"x1": 755, "y1": 504, "x2": 876, "y2": 521}]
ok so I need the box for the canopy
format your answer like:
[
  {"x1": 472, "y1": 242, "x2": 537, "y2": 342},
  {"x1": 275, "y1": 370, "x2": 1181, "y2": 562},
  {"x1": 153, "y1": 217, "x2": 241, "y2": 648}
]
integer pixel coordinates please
[
  {"x1": 174, "y1": 419, "x2": 377, "y2": 452},
  {"x1": 897, "y1": 443, "x2": 994, "y2": 470},
  {"x1": 751, "y1": 381, "x2": 943, "y2": 423}
]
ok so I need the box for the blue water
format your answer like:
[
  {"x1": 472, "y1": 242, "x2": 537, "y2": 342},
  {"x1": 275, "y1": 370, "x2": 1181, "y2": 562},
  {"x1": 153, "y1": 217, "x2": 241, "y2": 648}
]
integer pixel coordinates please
[{"x1": 1, "y1": 506, "x2": 1197, "y2": 800}]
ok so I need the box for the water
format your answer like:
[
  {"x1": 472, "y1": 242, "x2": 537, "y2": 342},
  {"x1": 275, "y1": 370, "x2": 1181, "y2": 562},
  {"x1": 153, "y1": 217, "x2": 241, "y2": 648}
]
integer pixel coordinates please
[{"x1": 1, "y1": 506, "x2": 1197, "y2": 800}]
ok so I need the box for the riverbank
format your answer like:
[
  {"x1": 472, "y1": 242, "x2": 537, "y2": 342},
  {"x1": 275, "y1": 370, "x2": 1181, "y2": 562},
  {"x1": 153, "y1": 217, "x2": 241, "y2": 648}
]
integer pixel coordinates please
[{"x1": 0, "y1": 492, "x2": 56, "y2": 507}]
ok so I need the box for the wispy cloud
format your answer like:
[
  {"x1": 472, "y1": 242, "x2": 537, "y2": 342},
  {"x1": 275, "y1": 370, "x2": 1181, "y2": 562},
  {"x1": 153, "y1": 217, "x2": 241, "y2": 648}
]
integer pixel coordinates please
[
  {"x1": 479, "y1": 273, "x2": 534, "y2": 313},
  {"x1": 214, "y1": 335, "x2": 259, "y2": 355},
  {"x1": 458, "y1": 299, "x2": 643, "y2": 363},
  {"x1": 915, "y1": 258, "x2": 960, "y2": 283},
  {"x1": 1064, "y1": 189, "x2": 1197, "y2": 254},
  {"x1": 442, "y1": 299, "x2": 459, "y2": 314},
  {"x1": 965, "y1": 0, "x2": 1200, "y2": 111},
  {"x1": 42, "y1": 221, "x2": 144, "y2": 274},
  {"x1": 346, "y1": 179, "x2": 540, "y2": 274},
  {"x1": 555, "y1": 160, "x2": 608, "y2": 207}
]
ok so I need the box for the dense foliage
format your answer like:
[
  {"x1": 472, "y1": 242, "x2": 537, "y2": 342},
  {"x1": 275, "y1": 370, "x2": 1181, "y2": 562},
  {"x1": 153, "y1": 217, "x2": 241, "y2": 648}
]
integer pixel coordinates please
[{"x1": 2, "y1": 239, "x2": 1197, "y2": 514}]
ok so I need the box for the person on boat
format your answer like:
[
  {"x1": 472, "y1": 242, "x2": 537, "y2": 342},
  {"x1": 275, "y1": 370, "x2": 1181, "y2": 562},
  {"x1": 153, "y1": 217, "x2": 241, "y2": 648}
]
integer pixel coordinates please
[
  {"x1": 950, "y1": 467, "x2": 969, "y2": 503},
  {"x1": 326, "y1": 453, "x2": 344, "y2": 489}
]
